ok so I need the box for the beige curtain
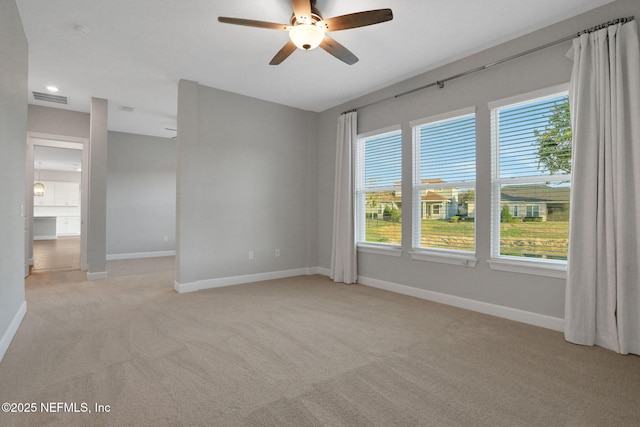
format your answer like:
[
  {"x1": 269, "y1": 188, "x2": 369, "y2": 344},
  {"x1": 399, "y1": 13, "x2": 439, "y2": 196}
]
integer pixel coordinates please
[
  {"x1": 565, "y1": 19, "x2": 640, "y2": 355},
  {"x1": 330, "y1": 111, "x2": 358, "y2": 284}
]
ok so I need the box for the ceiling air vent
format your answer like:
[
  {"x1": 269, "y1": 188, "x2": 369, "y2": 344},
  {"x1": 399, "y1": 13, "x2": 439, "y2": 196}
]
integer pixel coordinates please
[{"x1": 33, "y1": 91, "x2": 68, "y2": 104}]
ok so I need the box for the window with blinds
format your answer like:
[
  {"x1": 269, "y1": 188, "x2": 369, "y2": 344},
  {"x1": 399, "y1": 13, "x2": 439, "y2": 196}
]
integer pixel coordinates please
[
  {"x1": 355, "y1": 126, "x2": 402, "y2": 246},
  {"x1": 411, "y1": 108, "x2": 476, "y2": 253},
  {"x1": 490, "y1": 87, "x2": 571, "y2": 261}
]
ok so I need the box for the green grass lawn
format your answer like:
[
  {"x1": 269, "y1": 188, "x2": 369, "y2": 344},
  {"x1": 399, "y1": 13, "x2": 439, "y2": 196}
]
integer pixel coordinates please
[
  {"x1": 365, "y1": 218, "x2": 569, "y2": 259},
  {"x1": 365, "y1": 218, "x2": 402, "y2": 244}
]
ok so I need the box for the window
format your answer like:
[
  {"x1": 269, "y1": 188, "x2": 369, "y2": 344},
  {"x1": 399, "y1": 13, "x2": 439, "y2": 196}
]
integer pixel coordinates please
[
  {"x1": 490, "y1": 86, "x2": 571, "y2": 262},
  {"x1": 526, "y1": 205, "x2": 540, "y2": 218},
  {"x1": 355, "y1": 126, "x2": 402, "y2": 246},
  {"x1": 412, "y1": 108, "x2": 476, "y2": 253}
]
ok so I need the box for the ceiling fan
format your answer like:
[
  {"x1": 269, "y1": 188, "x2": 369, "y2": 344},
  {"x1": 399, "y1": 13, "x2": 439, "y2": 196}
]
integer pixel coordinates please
[{"x1": 218, "y1": 0, "x2": 393, "y2": 65}]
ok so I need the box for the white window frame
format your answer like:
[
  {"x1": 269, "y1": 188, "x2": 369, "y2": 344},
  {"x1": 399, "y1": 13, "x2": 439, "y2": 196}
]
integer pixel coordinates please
[
  {"x1": 409, "y1": 107, "x2": 478, "y2": 267},
  {"x1": 355, "y1": 125, "x2": 403, "y2": 256},
  {"x1": 488, "y1": 84, "x2": 570, "y2": 278},
  {"x1": 526, "y1": 205, "x2": 540, "y2": 217}
]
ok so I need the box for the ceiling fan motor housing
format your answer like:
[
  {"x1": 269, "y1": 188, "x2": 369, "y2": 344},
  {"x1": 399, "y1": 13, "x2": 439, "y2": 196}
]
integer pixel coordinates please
[{"x1": 291, "y1": 11, "x2": 323, "y2": 26}]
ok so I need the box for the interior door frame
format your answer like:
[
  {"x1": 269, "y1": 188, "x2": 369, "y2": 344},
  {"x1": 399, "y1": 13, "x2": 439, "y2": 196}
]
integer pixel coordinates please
[{"x1": 26, "y1": 133, "x2": 89, "y2": 272}]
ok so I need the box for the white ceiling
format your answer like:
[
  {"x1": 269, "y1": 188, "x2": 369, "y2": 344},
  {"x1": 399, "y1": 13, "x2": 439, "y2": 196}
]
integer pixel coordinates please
[{"x1": 16, "y1": 0, "x2": 614, "y2": 138}]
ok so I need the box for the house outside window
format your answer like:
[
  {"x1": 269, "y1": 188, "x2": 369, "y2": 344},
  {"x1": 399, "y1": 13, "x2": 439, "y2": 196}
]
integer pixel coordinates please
[
  {"x1": 355, "y1": 126, "x2": 402, "y2": 246},
  {"x1": 490, "y1": 85, "x2": 571, "y2": 262},
  {"x1": 411, "y1": 107, "x2": 476, "y2": 254}
]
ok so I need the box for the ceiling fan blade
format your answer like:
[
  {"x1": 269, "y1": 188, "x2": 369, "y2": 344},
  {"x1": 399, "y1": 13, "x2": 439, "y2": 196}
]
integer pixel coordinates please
[
  {"x1": 292, "y1": 0, "x2": 312, "y2": 22},
  {"x1": 218, "y1": 17, "x2": 290, "y2": 31},
  {"x1": 322, "y1": 9, "x2": 393, "y2": 32},
  {"x1": 270, "y1": 41, "x2": 298, "y2": 65},
  {"x1": 320, "y1": 36, "x2": 358, "y2": 65}
]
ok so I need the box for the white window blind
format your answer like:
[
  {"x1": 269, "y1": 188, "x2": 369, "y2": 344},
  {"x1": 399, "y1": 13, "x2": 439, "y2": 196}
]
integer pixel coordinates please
[
  {"x1": 355, "y1": 127, "x2": 402, "y2": 245},
  {"x1": 491, "y1": 88, "x2": 571, "y2": 261},
  {"x1": 412, "y1": 108, "x2": 476, "y2": 253}
]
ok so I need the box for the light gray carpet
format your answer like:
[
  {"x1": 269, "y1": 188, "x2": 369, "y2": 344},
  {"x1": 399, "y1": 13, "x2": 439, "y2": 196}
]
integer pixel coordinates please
[{"x1": 1, "y1": 262, "x2": 639, "y2": 426}]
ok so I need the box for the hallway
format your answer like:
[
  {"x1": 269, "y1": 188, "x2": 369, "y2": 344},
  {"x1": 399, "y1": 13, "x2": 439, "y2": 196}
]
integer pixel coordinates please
[{"x1": 32, "y1": 235, "x2": 80, "y2": 273}]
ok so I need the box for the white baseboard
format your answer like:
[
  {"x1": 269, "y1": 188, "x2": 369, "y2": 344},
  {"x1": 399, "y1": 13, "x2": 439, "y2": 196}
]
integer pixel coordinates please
[
  {"x1": 106, "y1": 250, "x2": 176, "y2": 261},
  {"x1": 33, "y1": 235, "x2": 56, "y2": 240},
  {"x1": 0, "y1": 301, "x2": 27, "y2": 363},
  {"x1": 175, "y1": 267, "x2": 319, "y2": 294},
  {"x1": 358, "y1": 275, "x2": 564, "y2": 332},
  {"x1": 87, "y1": 271, "x2": 108, "y2": 281},
  {"x1": 172, "y1": 266, "x2": 562, "y2": 332},
  {"x1": 315, "y1": 267, "x2": 331, "y2": 277}
]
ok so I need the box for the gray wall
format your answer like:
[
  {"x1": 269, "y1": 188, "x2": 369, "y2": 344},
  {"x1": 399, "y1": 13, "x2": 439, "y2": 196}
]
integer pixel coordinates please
[
  {"x1": 107, "y1": 131, "x2": 176, "y2": 256},
  {"x1": 317, "y1": 0, "x2": 640, "y2": 320},
  {"x1": 0, "y1": 0, "x2": 28, "y2": 359},
  {"x1": 87, "y1": 98, "x2": 108, "y2": 277},
  {"x1": 28, "y1": 105, "x2": 90, "y2": 138},
  {"x1": 176, "y1": 81, "x2": 318, "y2": 285}
]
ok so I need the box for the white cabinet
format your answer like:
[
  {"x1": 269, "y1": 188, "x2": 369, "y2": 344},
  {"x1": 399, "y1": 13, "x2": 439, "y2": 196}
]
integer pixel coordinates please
[
  {"x1": 34, "y1": 181, "x2": 80, "y2": 206},
  {"x1": 56, "y1": 216, "x2": 81, "y2": 236},
  {"x1": 54, "y1": 182, "x2": 80, "y2": 206}
]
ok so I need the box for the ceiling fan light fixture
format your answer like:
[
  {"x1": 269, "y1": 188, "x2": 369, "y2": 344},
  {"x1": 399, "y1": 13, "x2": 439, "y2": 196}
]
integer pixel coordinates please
[
  {"x1": 289, "y1": 23, "x2": 325, "y2": 50},
  {"x1": 218, "y1": 2, "x2": 393, "y2": 64}
]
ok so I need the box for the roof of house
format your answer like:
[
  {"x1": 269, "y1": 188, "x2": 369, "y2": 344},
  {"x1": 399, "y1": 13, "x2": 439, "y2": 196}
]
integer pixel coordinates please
[
  {"x1": 394, "y1": 178, "x2": 445, "y2": 186},
  {"x1": 368, "y1": 184, "x2": 568, "y2": 204},
  {"x1": 500, "y1": 184, "x2": 570, "y2": 203},
  {"x1": 422, "y1": 191, "x2": 450, "y2": 202}
]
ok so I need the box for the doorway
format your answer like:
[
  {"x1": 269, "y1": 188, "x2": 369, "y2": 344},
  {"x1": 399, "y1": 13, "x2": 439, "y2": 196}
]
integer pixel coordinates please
[{"x1": 27, "y1": 135, "x2": 89, "y2": 274}]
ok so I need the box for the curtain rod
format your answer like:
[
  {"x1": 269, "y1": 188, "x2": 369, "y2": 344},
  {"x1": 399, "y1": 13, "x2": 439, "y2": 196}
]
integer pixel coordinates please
[{"x1": 342, "y1": 15, "x2": 635, "y2": 115}]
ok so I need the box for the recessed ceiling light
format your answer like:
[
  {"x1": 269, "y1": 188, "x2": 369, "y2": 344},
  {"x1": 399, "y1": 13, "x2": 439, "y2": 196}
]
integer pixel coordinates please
[{"x1": 46, "y1": 86, "x2": 59, "y2": 92}]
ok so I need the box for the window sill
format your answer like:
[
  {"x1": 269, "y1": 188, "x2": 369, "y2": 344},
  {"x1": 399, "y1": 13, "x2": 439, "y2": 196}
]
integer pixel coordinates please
[
  {"x1": 409, "y1": 250, "x2": 478, "y2": 267},
  {"x1": 357, "y1": 243, "x2": 402, "y2": 257},
  {"x1": 487, "y1": 258, "x2": 567, "y2": 279}
]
